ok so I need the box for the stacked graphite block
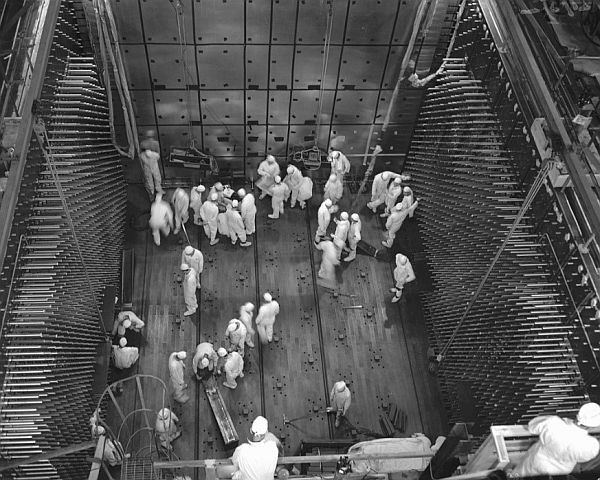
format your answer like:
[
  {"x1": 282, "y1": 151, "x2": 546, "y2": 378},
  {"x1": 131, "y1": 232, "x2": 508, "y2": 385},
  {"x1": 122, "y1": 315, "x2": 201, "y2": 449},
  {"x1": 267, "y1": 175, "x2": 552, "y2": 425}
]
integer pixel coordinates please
[
  {"x1": 0, "y1": 2, "x2": 127, "y2": 479},
  {"x1": 405, "y1": 57, "x2": 587, "y2": 429}
]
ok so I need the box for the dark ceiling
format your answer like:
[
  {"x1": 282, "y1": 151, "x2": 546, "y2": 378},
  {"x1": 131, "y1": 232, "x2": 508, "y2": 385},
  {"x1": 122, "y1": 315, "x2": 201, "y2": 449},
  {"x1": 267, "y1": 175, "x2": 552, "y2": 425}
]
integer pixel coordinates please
[{"x1": 111, "y1": 0, "x2": 432, "y2": 169}]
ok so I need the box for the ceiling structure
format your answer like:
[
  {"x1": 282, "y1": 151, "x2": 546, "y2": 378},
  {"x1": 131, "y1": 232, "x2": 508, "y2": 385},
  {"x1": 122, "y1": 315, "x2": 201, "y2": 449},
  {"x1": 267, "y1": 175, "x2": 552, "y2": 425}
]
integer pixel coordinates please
[{"x1": 110, "y1": 0, "x2": 436, "y2": 173}]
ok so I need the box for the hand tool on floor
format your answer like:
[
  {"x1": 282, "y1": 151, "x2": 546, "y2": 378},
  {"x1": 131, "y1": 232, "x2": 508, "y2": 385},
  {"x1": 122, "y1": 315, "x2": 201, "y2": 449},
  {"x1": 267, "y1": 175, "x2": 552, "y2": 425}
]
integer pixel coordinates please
[
  {"x1": 342, "y1": 305, "x2": 363, "y2": 310},
  {"x1": 181, "y1": 223, "x2": 191, "y2": 245}
]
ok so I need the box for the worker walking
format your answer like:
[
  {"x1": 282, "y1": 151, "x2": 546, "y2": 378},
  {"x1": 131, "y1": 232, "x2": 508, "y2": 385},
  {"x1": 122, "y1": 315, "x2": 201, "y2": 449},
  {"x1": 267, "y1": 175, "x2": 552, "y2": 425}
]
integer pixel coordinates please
[
  {"x1": 112, "y1": 311, "x2": 145, "y2": 337},
  {"x1": 344, "y1": 213, "x2": 362, "y2": 262},
  {"x1": 329, "y1": 381, "x2": 351, "y2": 428},
  {"x1": 257, "y1": 155, "x2": 280, "y2": 199},
  {"x1": 181, "y1": 245, "x2": 203, "y2": 288},
  {"x1": 315, "y1": 239, "x2": 341, "y2": 285},
  {"x1": 180, "y1": 264, "x2": 198, "y2": 316},
  {"x1": 149, "y1": 193, "x2": 174, "y2": 247},
  {"x1": 382, "y1": 203, "x2": 409, "y2": 248},
  {"x1": 225, "y1": 319, "x2": 248, "y2": 357},
  {"x1": 172, "y1": 188, "x2": 190, "y2": 235},
  {"x1": 284, "y1": 165, "x2": 303, "y2": 208},
  {"x1": 331, "y1": 212, "x2": 350, "y2": 246},
  {"x1": 324, "y1": 173, "x2": 343, "y2": 213},
  {"x1": 192, "y1": 342, "x2": 219, "y2": 381},
  {"x1": 315, "y1": 199, "x2": 333, "y2": 244},
  {"x1": 230, "y1": 416, "x2": 280, "y2": 480},
  {"x1": 155, "y1": 408, "x2": 182, "y2": 449},
  {"x1": 401, "y1": 186, "x2": 418, "y2": 218},
  {"x1": 238, "y1": 189, "x2": 257, "y2": 235},
  {"x1": 190, "y1": 185, "x2": 206, "y2": 225},
  {"x1": 223, "y1": 351, "x2": 245, "y2": 389},
  {"x1": 112, "y1": 337, "x2": 139, "y2": 370},
  {"x1": 382, "y1": 177, "x2": 404, "y2": 217},
  {"x1": 255, "y1": 292, "x2": 280, "y2": 344},
  {"x1": 297, "y1": 176, "x2": 313, "y2": 210},
  {"x1": 139, "y1": 130, "x2": 163, "y2": 200},
  {"x1": 226, "y1": 201, "x2": 252, "y2": 247},
  {"x1": 391, "y1": 254, "x2": 416, "y2": 303},
  {"x1": 513, "y1": 403, "x2": 600, "y2": 477},
  {"x1": 328, "y1": 150, "x2": 350, "y2": 181},
  {"x1": 239, "y1": 302, "x2": 256, "y2": 348},
  {"x1": 268, "y1": 176, "x2": 289, "y2": 219},
  {"x1": 199, "y1": 192, "x2": 220, "y2": 245},
  {"x1": 168, "y1": 351, "x2": 190, "y2": 404}
]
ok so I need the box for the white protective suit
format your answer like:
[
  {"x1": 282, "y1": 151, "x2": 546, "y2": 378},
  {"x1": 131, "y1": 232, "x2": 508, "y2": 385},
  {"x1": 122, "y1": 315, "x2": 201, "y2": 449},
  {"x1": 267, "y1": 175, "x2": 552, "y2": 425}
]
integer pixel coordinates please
[
  {"x1": 367, "y1": 172, "x2": 409, "y2": 212},
  {"x1": 269, "y1": 180, "x2": 289, "y2": 219},
  {"x1": 231, "y1": 432, "x2": 279, "y2": 480},
  {"x1": 112, "y1": 311, "x2": 145, "y2": 336},
  {"x1": 392, "y1": 254, "x2": 416, "y2": 302},
  {"x1": 324, "y1": 174, "x2": 343, "y2": 208},
  {"x1": 284, "y1": 165, "x2": 303, "y2": 207},
  {"x1": 383, "y1": 205, "x2": 409, "y2": 247},
  {"x1": 240, "y1": 192, "x2": 257, "y2": 234},
  {"x1": 401, "y1": 186, "x2": 418, "y2": 218},
  {"x1": 239, "y1": 303, "x2": 256, "y2": 348},
  {"x1": 155, "y1": 408, "x2": 181, "y2": 448},
  {"x1": 192, "y1": 342, "x2": 219, "y2": 380},
  {"x1": 330, "y1": 381, "x2": 351, "y2": 428},
  {"x1": 102, "y1": 438, "x2": 125, "y2": 467},
  {"x1": 225, "y1": 319, "x2": 247, "y2": 356},
  {"x1": 226, "y1": 205, "x2": 249, "y2": 245},
  {"x1": 257, "y1": 156, "x2": 280, "y2": 198},
  {"x1": 255, "y1": 295, "x2": 280, "y2": 344},
  {"x1": 332, "y1": 217, "x2": 350, "y2": 245},
  {"x1": 217, "y1": 212, "x2": 230, "y2": 237},
  {"x1": 140, "y1": 149, "x2": 163, "y2": 199},
  {"x1": 172, "y1": 188, "x2": 190, "y2": 235},
  {"x1": 297, "y1": 177, "x2": 313, "y2": 209},
  {"x1": 329, "y1": 150, "x2": 350, "y2": 180},
  {"x1": 199, "y1": 198, "x2": 219, "y2": 244},
  {"x1": 345, "y1": 216, "x2": 362, "y2": 262},
  {"x1": 315, "y1": 200, "x2": 332, "y2": 242},
  {"x1": 112, "y1": 343, "x2": 139, "y2": 369},
  {"x1": 168, "y1": 352, "x2": 190, "y2": 404},
  {"x1": 223, "y1": 351, "x2": 244, "y2": 389},
  {"x1": 316, "y1": 240, "x2": 340, "y2": 283},
  {"x1": 190, "y1": 186, "x2": 205, "y2": 225},
  {"x1": 182, "y1": 267, "x2": 198, "y2": 315},
  {"x1": 149, "y1": 195, "x2": 174, "y2": 246},
  {"x1": 384, "y1": 179, "x2": 404, "y2": 215},
  {"x1": 181, "y1": 246, "x2": 203, "y2": 287},
  {"x1": 514, "y1": 415, "x2": 600, "y2": 477}
]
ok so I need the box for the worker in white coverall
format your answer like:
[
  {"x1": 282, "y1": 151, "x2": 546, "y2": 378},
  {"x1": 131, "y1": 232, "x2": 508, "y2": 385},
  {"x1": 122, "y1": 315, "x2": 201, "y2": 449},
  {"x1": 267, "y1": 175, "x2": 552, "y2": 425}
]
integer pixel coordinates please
[
  {"x1": 209, "y1": 182, "x2": 228, "y2": 210},
  {"x1": 367, "y1": 171, "x2": 410, "y2": 213},
  {"x1": 181, "y1": 245, "x2": 203, "y2": 287},
  {"x1": 382, "y1": 203, "x2": 409, "y2": 248},
  {"x1": 513, "y1": 402, "x2": 600, "y2": 477},
  {"x1": 172, "y1": 188, "x2": 190, "y2": 235},
  {"x1": 328, "y1": 150, "x2": 350, "y2": 181},
  {"x1": 112, "y1": 311, "x2": 145, "y2": 337},
  {"x1": 391, "y1": 254, "x2": 416, "y2": 303},
  {"x1": 192, "y1": 342, "x2": 219, "y2": 380},
  {"x1": 155, "y1": 408, "x2": 181, "y2": 449},
  {"x1": 401, "y1": 186, "x2": 418, "y2": 218},
  {"x1": 180, "y1": 263, "x2": 198, "y2": 316},
  {"x1": 223, "y1": 351, "x2": 244, "y2": 389},
  {"x1": 324, "y1": 173, "x2": 343, "y2": 213},
  {"x1": 190, "y1": 185, "x2": 206, "y2": 225},
  {"x1": 230, "y1": 416, "x2": 280, "y2": 480},
  {"x1": 225, "y1": 318, "x2": 247, "y2": 357},
  {"x1": 149, "y1": 193, "x2": 174, "y2": 246},
  {"x1": 139, "y1": 130, "x2": 163, "y2": 200},
  {"x1": 239, "y1": 302, "x2": 256, "y2": 348},
  {"x1": 268, "y1": 176, "x2": 289, "y2": 219},
  {"x1": 255, "y1": 292, "x2": 280, "y2": 344},
  {"x1": 328, "y1": 381, "x2": 351, "y2": 428},
  {"x1": 112, "y1": 337, "x2": 139, "y2": 369},
  {"x1": 382, "y1": 177, "x2": 404, "y2": 217},
  {"x1": 199, "y1": 192, "x2": 220, "y2": 245},
  {"x1": 314, "y1": 199, "x2": 333, "y2": 244},
  {"x1": 226, "y1": 201, "x2": 251, "y2": 247},
  {"x1": 284, "y1": 165, "x2": 303, "y2": 208},
  {"x1": 331, "y1": 212, "x2": 350, "y2": 247},
  {"x1": 344, "y1": 213, "x2": 361, "y2": 262},
  {"x1": 238, "y1": 189, "x2": 257, "y2": 235},
  {"x1": 316, "y1": 239, "x2": 341, "y2": 284},
  {"x1": 257, "y1": 155, "x2": 280, "y2": 199},
  {"x1": 168, "y1": 351, "x2": 189, "y2": 404},
  {"x1": 297, "y1": 176, "x2": 313, "y2": 209}
]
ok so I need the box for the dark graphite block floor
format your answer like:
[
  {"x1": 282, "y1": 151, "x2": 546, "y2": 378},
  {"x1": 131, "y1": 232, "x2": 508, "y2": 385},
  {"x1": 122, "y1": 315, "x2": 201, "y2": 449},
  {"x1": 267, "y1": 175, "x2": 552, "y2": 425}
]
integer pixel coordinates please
[{"x1": 106, "y1": 183, "x2": 448, "y2": 480}]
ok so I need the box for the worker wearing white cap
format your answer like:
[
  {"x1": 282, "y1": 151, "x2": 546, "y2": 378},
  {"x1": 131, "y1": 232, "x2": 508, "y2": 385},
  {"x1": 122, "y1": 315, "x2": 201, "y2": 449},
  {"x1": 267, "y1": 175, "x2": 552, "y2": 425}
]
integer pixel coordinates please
[
  {"x1": 199, "y1": 193, "x2": 220, "y2": 245},
  {"x1": 192, "y1": 342, "x2": 219, "y2": 380},
  {"x1": 324, "y1": 173, "x2": 343, "y2": 213},
  {"x1": 513, "y1": 403, "x2": 600, "y2": 477},
  {"x1": 255, "y1": 293, "x2": 280, "y2": 344},
  {"x1": 328, "y1": 150, "x2": 350, "y2": 181},
  {"x1": 367, "y1": 171, "x2": 410, "y2": 213},
  {"x1": 112, "y1": 337, "x2": 139, "y2": 370},
  {"x1": 329, "y1": 381, "x2": 351, "y2": 428},
  {"x1": 257, "y1": 155, "x2": 281, "y2": 199},
  {"x1": 222, "y1": 351, "x2": 244, "y2": 389},
  {"x1": 382, "y1": 177, "x2": 404, "y2": 217},
  {"x1": 168, "y1": 351, "x2": 190, "y2": 404},
  {"x1": 284, "y1": 165, "x2": 303, "y2": 208},
  {"x1": 190, "y1": 185, "x2": 206, "y2": 225},
  {"x1": 344, "y1": 213, "x2": 362, "y2": 262},
  {"x1": 171, "y1": 188, "x2": 190, "y2": 235},
  {"x1": 181, "y1": 245, "x2": 204, "y2": 287},
  {"x1": 297, "y1": 175, "x2": 313, "y2": 210},
  {"x1": 238, "y1": 189, "x2": 257, "y2": 235},
  {"x1": 331, "y1": 212, "x2": 350, "y2": 248},
  {"x1": 209, "y1": 181, "x2": 227, "y2": 210},
  {"x1": 149, "y1": 193, "x2": 174, "y2": 246},
  {"x1": 315, "y1": 199, "x2": 333, "y2": 244},
  {"x1": 401, "y1": 186, "x2": 418, "y2": 218},
  {"x1": 268, "y1": 176, "x2": 289, "y2": 219},
  {"x1": 226, "y1": 201, "x2": 252, "y2": 247},
  {"x1": 391, "y1": 254, "x2": 415, "y2": 303},
  {"x1": 155, "y1": 408, "x2": 181, "y2": 449},
  {"x1": 239, "y1": 302, "x2": 256, "y2": 348},
  {"x1": 216, "y1": 347, "x2": 228, "y2": 375},
  {"x1": 231, "y1": 416, "x2": 280, "y2": 480},
  {"x1": 139, "y1": 130, "x2": 163, "y2": 200},
  {"x1": 225, "y1": 319, "x2": 248, "y2": 357},
  {"x1": 382, "y1": 203, "x2": 409, "y2": 248},
  {"x1": 112, "y1": 311, "x2": 145, "y2": 337},
  {"x1": 315, "y1": 239, "x2": 341, "y2": 285},
  {"x1": 180, "y1": 263, "x2": 198, "y2": 316}
]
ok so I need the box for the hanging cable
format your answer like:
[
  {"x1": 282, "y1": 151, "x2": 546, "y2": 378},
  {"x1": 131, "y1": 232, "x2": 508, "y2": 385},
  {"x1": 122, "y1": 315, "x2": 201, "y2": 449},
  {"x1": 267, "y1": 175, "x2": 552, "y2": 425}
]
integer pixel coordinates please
[
  {"x1": 173, "y1": 0, "x2": 195, "y2": 143},
  {"x1": 315, "y1": 0, "x2": 334, "y2": 148}
]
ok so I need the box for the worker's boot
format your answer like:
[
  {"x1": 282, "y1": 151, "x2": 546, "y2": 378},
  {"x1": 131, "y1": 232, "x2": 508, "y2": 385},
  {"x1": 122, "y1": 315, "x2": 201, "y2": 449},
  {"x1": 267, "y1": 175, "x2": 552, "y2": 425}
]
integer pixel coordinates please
[
  {"x1": 240, "y1": 242, "x2": 252, "y2": 247},
  {"x1": 335, "y1": 412, "x2": 342, "y2": 428},
  {"x1": 300, "y1": 201, "x2": 306, "y2": 209},
  {"x1": 268, "y1": 213, "x2": 278, "y2": 219},
  {"x1": 184, "y1": 308, "x2": 197, "y2": 316},
  {"x1": 344, "y1": 252, "x2": 356, "y2": 262},
  {"x1": 391, "y1": 292, "x2": 402, "y2": 303},
  {"x1": 381, "y1": 240, "x2": 392, "y2": 248},
  {"x1": 210, "y1": 239, "x2": 220, "y2": 246}
]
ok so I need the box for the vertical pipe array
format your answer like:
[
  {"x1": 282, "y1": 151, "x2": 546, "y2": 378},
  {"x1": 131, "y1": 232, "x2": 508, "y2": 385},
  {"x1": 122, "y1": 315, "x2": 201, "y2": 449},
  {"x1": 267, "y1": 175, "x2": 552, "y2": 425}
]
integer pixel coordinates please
[{"x1": 0, "y1": 2, "x2": 127, "y2": 479}]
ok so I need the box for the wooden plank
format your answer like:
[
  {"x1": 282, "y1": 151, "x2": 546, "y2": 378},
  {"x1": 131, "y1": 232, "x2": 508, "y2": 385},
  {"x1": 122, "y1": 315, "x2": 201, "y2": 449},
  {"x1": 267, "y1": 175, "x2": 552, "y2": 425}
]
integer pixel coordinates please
[{"x1": 203, "y1": 378, "x2": 240, "y2": 446}]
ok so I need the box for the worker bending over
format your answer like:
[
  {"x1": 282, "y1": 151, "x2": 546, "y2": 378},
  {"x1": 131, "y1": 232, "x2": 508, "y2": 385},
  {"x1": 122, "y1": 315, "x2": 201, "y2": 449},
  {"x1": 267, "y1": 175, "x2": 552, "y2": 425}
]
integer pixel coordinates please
[
  {"x1": 367, "y1": 171, "x2": 410, "y2": 213},
  {"x1": 257, "y1": 155, "x2": 280, "y2": 199},
  {"x1": 155, "y1": 408, "x2": 182, "y2": 450},
  {"x1": 192, "y1": 342, "x2": 219, "y2": 381},
  {"x1": 168, "y1": 351, "x2": 189, "y2": 404},
  {"x1": 112, "y1": 337, "x2": 139, "y2": 370},
  {"x1": 328, "y1": 150, "x2": 350, "y2": 181},
  {"x1": 239, "y1": 302, "x2": 256, "y2": 348},
  {"x1": 112, "y1": 311, "x2": 144, "y2": 337},
  {"x1": 226, "y1": 318, "x2": 248, "y2": 356}
]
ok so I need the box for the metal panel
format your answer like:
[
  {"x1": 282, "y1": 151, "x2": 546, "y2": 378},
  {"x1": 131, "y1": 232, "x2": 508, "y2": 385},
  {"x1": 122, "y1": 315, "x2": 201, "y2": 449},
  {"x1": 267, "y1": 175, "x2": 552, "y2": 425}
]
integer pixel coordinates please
[
  {"x1": 194, "y1": 0, "x2": 244, "y2": 43},
  {"x1": 246, "y1": 125, "x2": 267, "y2": 156},
  {"x1": 201, "y1": 90, "x2": 244, "y2": 124},
  {"x1": 288, "y1": 124, "x2": 329, "y2": 149},
  {"x1": 332, "y1": 90, "x2": 379, "y2": 124},
  {"x1": 293, "y1": 46, "x2": 341, "y2": 89},
  {"x1": 271, "y1": 0, "x2": 297, "y2": 44},
  {"x1": 266, "y1": 125, "x2": 290, "y2": 156},
  {"x1": 392, "y1": 1, "x2": 420, "y2": 44},
  {"x1": 247, "y1": 0, "x2": 273, "y2": 43},
  {"x1": 246, "y1": 45, "x2": 269, "y2": 89},
  {"x1": 158, "y1": 125, "x2": 194, "y2": 155},
  {"x1": 374, "y1": 89, "x2": 393, "y2": 123},
  {"x1": 110, "y1": 0, "x2": 143, "y2": 43},
  {"x1": 147, "y1": 44, "x2": 197, "y2": 89},
  {"x1": 203, "y1": 125, "x2": 245, "y2": 156},
  {"x1": 329, "y1": 124, "x2": 371, "y2": 154},
  {"x1": 296, "y1": 0, "x2": 347, "y2": 44},
  {"x1": 131, "y1": 90, "x2": 157, "y2": 124},
  {"x1": 155, "y1": 90, "x2": 200, "y2": 124},
  {"x1": 344, "y1": 0, "x2": 398, "y2": 44},
  {"x1": 338, "y1": 46, "x2": 389, "y2": 89},
  {"x1": 270, "y1": 45, "x2": 294, "y2": 88},
  {"x1": 121, "y1": 45, "x2": 152, "y2": 89},
  {"x1": 139, "y1": 0, "x2": 194, "y2": 43},
  {"x1": 383, "y1": 89, "x2": 423, "y2": 124},
  {"x1": 246, "y1": 91, "x2": 268, "y2": 124},
  {"x1": 268, "y1": 91, "x2": 291, "y2": 125},
  {"x1": 197, "y1": 45, "x2": 244, "y2": 89},
  {"x1": 290, "y1": 90, "x2": 334, "y2": 124}
]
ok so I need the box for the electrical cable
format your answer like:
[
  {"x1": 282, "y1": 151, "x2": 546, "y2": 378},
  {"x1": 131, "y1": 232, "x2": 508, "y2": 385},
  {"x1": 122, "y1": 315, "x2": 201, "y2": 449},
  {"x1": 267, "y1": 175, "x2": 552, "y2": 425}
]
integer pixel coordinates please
[{"x1": 315, "y1": 0, "x2": 335, "y2": 148}]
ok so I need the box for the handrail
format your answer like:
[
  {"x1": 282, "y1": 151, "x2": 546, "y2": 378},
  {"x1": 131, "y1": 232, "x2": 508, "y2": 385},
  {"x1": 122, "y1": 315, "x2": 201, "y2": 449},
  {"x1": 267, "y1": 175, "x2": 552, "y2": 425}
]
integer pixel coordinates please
[{"x1": 0, "y1": 233, "x2": 27, "y2": 341}]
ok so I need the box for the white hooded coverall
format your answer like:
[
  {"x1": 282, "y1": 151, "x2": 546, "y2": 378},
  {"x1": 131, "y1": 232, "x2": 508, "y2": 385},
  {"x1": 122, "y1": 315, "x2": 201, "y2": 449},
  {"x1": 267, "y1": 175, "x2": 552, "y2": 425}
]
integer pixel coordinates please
[
  {"x1": 315, "y1": 202, "x2": 332, "y2": 242},
  {"x1": 393, "y1": 255, "x2": 416, "y2": 297},
  {"x1": 226, "y1": 206, "x2": 248, "y2": 244},
  {"x1": 226, "y1": 319, "x2": 247, "y2": 356},
  {"x1": 297, "y1": 177, "x2": 313, "y2": 208},
  {"x1": 316, "y1": 240, "x2": 340, "y2": 282},
  {"x1": 140, "y1": 149, "x2": 163, "y2": 199},
  {"x1": 172, "y1": 188, "x2": 189, "y2": 234},
  {"x1": 199, "y1": 200, "x2": 219, "y2": 242},
  {"x1": 240, "y1": 193, "x2": 257, "y2": 234},
  {"x1": 346, "y1": 219, "x2": 362, "y2": 260},
  {"x1": 112, "y1": 344, "x2": 139, "y2": 369},
  {"x1": 223, "y1": 351, "x2": 244, "y2": 389},
  {"x1": 239, "y1": 304, "x2": 256, "y2": 348},
  {"x1": 324, "y1": 176, "x2": 343, "y2": 205},
  {"x1": 155, "y1": 409, "x2": 181, "y2": 448},
  {"x1": 384, "y1": 208, "x2": 409, "y2": 245},
  {"x1": 190, "y1": 188, "x2": 204, "y2": 224},
  {"x1": 181, "y1": 248, "x2": 204, "y2": 286},
  {"x1": 257, "y1": 159, "x2": 280, "y2": 197},
  {"x1": 192, "y1": 342, "x2": 219, "y2": 379},
  {"x1": 284, "y1": 166, "x2": 303, "y2": 207},
  {"x1": 367, "y1": 172, "x2": 408, "y2": 210},
  {"x1": 330, "y1": 384, "x2": 351, "y2": 416},
  {"x1": 332, "y1": 219, "x2": 350, "y2": 245},
  {"x1": 149, "y1": 197, "x2": 174, "y2": 246},
  {"x1": 385, "y1": 182, "x2": 403, "y2": 214},
  {"x1": 183, "y1": 268, "x2": 198, "y2": 313},
  {"x1": 329, "y1": 151, "x2": 350, "y2": 180},
  {"x1": 168, "y1": 353, "x2": 190, "y2": 404},
  {"x1": 113, "y1": 311, "x2": 145, "y2": 336},
  {"x1": 270, "y1": 182, "x2": 289, "y2": 218},
  {"x1": 255, "y1": 299, "x2": 280, "y2": 344},
  {"x1": 401, "y1": 188, "x2": 419, "y2": 218}
]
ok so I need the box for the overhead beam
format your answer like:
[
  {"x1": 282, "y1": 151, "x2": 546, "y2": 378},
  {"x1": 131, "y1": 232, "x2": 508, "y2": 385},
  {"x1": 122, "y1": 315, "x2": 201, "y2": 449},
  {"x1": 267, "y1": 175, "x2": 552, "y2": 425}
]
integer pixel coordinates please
[{"x1": 0, "y1": 440, "x2": 96, "y2": 473}]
